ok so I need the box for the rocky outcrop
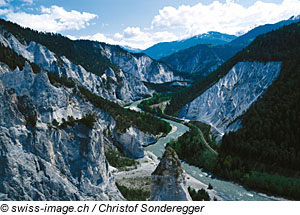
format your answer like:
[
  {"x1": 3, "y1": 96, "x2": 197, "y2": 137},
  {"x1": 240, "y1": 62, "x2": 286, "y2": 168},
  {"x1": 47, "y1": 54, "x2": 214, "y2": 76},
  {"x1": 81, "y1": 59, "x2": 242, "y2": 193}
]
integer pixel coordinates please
[
  {"x1": 0, "y1": 63, "x2": 123, "y2": 200},
  {"x1": 102, "y1": 45, "x2": 183, "y2": 84},
  {"x1": 0, "y1": 29, "x2": 152, "y2": 104},
  {"x1": 179, "y1": 61, "x2": 282, "y2": 135},
  {"x1": 54, "y1": 56, "x2": 151, "y2": 103},
  {"x1": 150, "y1": 147, "x2": 192, "y2": 201},
  {"x1": 114, "y1": 126, "x2": 157, "y2": 159}
]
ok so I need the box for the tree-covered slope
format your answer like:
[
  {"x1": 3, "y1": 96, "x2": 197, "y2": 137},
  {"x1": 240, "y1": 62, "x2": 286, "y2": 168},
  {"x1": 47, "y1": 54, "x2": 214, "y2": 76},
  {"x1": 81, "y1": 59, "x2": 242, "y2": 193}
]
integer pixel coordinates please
[
  {"x1": 216, "y1": 22, "x2": 300, "y2": 199},
  {"x1": 169, "y1": 21, "x2": 300, "y2": 199},
  {"x1": 160, "y1": 43, "x2": 240, "y2": 79},
  {"x1": 143, "y1": 31, "x2": 236, "y2": 60}
]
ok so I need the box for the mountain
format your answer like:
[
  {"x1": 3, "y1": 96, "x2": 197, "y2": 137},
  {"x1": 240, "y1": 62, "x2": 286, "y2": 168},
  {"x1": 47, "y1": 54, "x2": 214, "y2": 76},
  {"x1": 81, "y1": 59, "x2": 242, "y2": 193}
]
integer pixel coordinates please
[
  {"x1": 161, "y1": 16, "x2": 300, "y2": 80},
  {"x1": 160, "y1": 44, "x2": 240, "y2": 79},
  {"x1": 179, "y1": 61, "x2": 281, "y2": 134},
  {"x1": 228, "y1": 15, "x2": 300, "y2": 47},
  {"x1": 173, "y1": 21, "x2": 300, "y2": 199},
  {"x1": 165, "y1": 16, "x2": 300, "y2": 115},
  {"x1": 142, "y1": 31, "x2": 236, "y2": 60},
  {"x1": 218, "y1": 21, "x2": 300, "y2": 199},
  {"x1": 0, "y1": 19, "x2": 185, "y2": 99},
  {"x1": 0, "y1": 29, "x2": 148, "y2": 103},
  {"x1": 0, "y1": 19, "x2": 174, "y2": 200}
]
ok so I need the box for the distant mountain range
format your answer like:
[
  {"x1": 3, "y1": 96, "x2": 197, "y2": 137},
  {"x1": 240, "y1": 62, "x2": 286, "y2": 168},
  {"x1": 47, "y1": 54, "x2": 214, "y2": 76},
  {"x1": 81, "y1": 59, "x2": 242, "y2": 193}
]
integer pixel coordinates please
[
  {"x1": 123, "y1": 15, "x2": 300, "y2": 62},
  {"x1": 160, "y1": 15, "x2": 300, "y2": 79},
  {"x1": 142, "y1": 31, "x2": 237, "y2": 60},
  {"x1": 228, "y1": 15, "x2": 300, "y2": 47}
]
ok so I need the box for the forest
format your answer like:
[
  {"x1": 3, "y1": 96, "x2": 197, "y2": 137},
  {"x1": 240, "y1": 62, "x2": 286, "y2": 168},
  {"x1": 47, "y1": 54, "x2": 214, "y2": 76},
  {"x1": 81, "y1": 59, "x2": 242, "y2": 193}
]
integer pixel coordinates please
[
  {"x1": 116, "y1": 183, "x2": 150, "y2": 201},
  {"x1": 168, "y1": 21, "x2": 300, "y2": 199},
  {"x1": 216, "y1": 22, "x2": 300, "y2": 199},
  {"x1": 161, "y1": 43, "x2": 240, "y2": 80},
  {"x1": 217, "y1": 63, "x2": 300, "y2": 199},
  {"x1": 77, "y1": 86, "x2": 172, "y2": 135},
  {"x1": 167, "y1": 124, "x2": 217, "y2": 172},
  {"x1": 137, "y1": 93, "x2": 171, "y2": 115}
]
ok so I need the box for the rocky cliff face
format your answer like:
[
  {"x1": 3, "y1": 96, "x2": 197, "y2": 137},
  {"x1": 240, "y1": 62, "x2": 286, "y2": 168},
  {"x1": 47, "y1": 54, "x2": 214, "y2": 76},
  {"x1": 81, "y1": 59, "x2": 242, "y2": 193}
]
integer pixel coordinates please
[
  {"x1": 114, "y1": 126, "x2": 157, "y2": 159},
  {"x1": 102, "y1": 45, "x2": 183, "y2": 84},
  {"x1": 0, "y1": 29, "x2": 152, "y2": 104},
  {"x1": 150, "y1": 147, "x2": 192, "y2": 201},
  {"x1": 0, "y1": 25, "x2": 173, "y2": 200},
  {"x1": 0, "y1": 61, "x2": 124, "y2": 200},
  {"x1": 0, "y1": 20, "x2": 185, "y2": 201},
  {"x1": 179, "y1": 61, "x2": 282, "y2": 135}
]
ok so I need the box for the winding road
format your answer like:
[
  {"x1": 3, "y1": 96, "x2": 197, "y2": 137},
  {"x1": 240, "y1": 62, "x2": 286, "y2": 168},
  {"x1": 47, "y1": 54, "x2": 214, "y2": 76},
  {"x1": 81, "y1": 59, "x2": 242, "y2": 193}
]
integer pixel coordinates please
[{"x1": 187, "y1": 122, "x2": 218, "y2": 155}]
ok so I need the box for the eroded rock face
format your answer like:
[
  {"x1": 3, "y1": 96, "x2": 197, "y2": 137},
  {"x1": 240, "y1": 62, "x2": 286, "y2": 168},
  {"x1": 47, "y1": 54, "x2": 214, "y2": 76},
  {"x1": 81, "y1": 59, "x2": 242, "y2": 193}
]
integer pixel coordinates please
[
  {"x1": 150, "y1": 147, "x2": 192, "y2": 201},
  {"x1": 0, "y1": 30, "x2": 152, "y2": 104},
  {"x1": 102, "y1": 45, "x2": 183, "y2": 84},
  {"x1": 114, "y1": 126, "x2": 157, "y2": 159},
  {"x1": 0, "y1": 64, "x2": 123, "y2": 201},
  {"x1": 179, "y1": 61, "x2": 282, "y2": 135}
]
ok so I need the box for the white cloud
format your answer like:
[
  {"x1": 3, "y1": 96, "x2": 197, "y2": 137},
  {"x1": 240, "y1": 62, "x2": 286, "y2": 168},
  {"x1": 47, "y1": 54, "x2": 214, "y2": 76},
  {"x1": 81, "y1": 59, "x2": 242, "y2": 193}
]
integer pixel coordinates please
[
  {"x1": 114, "y1": 32, "x2": 123, "y2": 40},
  {"x1": 4, "y1": 5, "x2": 97, "y2": 32},
  {"x1": 123, "y1": 27, "x2": 145, "y2": 39},
  {"x1": 79, "y1": 33, "x2": 118, "y2": 45},
  {"x1": 0, "y1": 8, "x2": 9, "y2": 15},
  {"x1": 66, "y1": 35, "x2": 77, "y2": 41},
  {"x1": 111, "y1": 27, "x2": 178, "y2": 49},
  {"x1": 151, "y1": 0, "x2": 300, "y2": 36}
]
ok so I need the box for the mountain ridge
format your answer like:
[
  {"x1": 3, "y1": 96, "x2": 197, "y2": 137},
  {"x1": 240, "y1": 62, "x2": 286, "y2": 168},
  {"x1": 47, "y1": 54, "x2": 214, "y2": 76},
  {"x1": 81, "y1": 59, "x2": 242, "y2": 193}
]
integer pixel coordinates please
[
  {"x1": 164, "y1": 16, "x2": 300, "y2": 115},
  {"x1": 142, "y1": 31, "x2": 236, "y2": 60}
]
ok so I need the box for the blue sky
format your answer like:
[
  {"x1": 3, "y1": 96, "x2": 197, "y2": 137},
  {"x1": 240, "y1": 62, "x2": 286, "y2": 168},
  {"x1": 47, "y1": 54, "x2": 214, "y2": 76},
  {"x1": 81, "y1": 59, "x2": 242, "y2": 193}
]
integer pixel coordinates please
[{"x1": 0, "y1": 0, "x2": 299, "y2": 49}]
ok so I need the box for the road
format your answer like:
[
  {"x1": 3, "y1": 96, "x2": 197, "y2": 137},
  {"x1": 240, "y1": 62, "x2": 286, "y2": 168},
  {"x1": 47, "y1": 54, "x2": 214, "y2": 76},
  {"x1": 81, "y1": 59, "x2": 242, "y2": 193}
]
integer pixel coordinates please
[{"x1": 186, "y1": 122, "x2": 218, "y2": 156}]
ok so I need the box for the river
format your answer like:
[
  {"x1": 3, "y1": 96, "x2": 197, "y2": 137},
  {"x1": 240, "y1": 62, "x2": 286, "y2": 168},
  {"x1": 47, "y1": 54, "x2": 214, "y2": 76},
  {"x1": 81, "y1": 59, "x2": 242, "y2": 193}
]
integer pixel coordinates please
[{"x1": 128, "y1": 99, "x2": 283, "y2": 201}]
